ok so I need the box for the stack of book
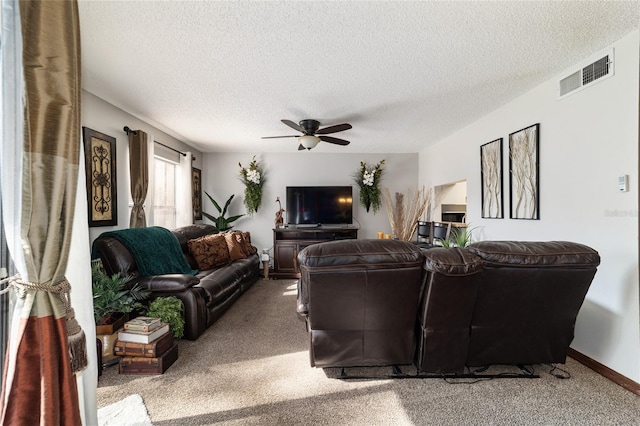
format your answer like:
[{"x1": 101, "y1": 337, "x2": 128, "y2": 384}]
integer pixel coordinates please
[{"x1": 115, "y1": 316, "x2": 178, "y2": 375}]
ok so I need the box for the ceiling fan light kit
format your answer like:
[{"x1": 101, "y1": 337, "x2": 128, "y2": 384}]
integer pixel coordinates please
[
  {"x1": 299, "y1": 135, "x2": 321, "y2": 150},
  {"x1": 262, "y1": 118, "x2": 352, "y2": 151}
]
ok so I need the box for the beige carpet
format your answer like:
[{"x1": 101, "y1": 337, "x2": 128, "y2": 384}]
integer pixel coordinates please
[{"x1": 97, "y1": 279, "x2": 640, "y2": 425}]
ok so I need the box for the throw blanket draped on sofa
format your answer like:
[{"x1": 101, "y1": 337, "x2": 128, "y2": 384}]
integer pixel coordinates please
[{"x1": 93, "y1": 227, "x2": 197, "y2": 276}]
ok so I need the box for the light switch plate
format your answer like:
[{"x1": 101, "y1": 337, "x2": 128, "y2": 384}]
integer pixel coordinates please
[{"x1": 618, "y1": 175, "x2": 629, "y2": 192}]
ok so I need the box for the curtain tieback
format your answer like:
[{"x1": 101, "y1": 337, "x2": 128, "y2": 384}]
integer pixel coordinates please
[
  {"x1": 0, "y1": 273, "x2": 70, "y2": 297},
  {"x1": 0, "y1": 274, "x2": 88, "y2": 373}
]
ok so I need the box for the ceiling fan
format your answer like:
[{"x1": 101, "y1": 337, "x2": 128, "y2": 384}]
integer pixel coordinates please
[{"x1": 262, "y1": 119, "x2": 352, "y2": 150}]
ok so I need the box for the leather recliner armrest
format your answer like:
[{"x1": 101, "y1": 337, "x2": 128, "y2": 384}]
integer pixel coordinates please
[{"x1": 133, "y1": 274, "x2": 200, "y2": 292}]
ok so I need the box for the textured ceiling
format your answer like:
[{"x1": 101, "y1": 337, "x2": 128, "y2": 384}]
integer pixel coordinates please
[{"x1": 79, "y1": 1, "x2": 640, "y2": 154}]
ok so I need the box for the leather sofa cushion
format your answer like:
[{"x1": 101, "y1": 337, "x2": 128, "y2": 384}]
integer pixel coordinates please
[
  {"x1": 92, "y1": 237, "x2": 140, "y2": 278},
  {"x1": 423, "y1": 247, "x2": 483, "y2": 276},
  {"x1": 298, "y1": 239, "x2": 423, "y2": 269},
  {"x1": 468, "y1": 241, "x2": 601, "y2": 267},
  {"x1": 195, "y1": 256, "x2": 258, "y2": 305},
  {"x1": 188, "y1": 233, "x2": 231, "y2": 270},
  {"x1": 172, "y1": 224, "x2": 218, "y2": 252}
]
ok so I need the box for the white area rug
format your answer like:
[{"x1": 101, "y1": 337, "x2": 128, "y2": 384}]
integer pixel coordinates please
[{"x1": 97, "y1": 394, "x2": 153, "y2": 426}]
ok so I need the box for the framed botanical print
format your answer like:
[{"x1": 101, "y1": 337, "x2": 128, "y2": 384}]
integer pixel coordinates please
[
  {"x1": 480, "y1": 138, "x2": 503, "y2": 219},
  {"x1": 509, "y1": 123, "x2": 540, "y2": 220}
]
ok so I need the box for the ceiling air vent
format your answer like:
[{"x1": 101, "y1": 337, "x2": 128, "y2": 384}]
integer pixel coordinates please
[{"x1": 558, "y1": 49, "x2": 614, "y2": 99}]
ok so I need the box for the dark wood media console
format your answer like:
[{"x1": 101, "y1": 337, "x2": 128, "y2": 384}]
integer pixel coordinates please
[{"x1": 272, "y1": 226, "x2": 358, "y2": 278}]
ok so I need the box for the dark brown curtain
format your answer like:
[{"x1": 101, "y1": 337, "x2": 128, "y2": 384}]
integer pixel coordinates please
[
  {"x1": 0, "y1": 1, "x2": 85, "y2": 424},
  {"x1": 129, "y1": 130, "x2": 149, "y2": 228}
]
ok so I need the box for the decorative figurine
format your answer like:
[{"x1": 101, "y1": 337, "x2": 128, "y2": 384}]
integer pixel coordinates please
[{"x1": 275, "y1": 197, "x2": 285, "y2": 228}]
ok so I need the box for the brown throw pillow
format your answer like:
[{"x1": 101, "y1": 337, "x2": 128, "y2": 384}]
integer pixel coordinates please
[
  {"x1": 224, "y1": 231, "x2": 247, "y2": 261},
  {"x1": 187, "y1": 233, "x2": 230, "y2": 270},
  {"x1": 241, "y1": 231, "x2": 257, "y2": 255}
]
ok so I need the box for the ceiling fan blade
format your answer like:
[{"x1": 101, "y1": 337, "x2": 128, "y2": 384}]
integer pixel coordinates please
[
  {"x1": 261, "y1": 135, "x2": 299, "y2": 139},
  {"x1": 315, "y1": 123, "x2": 352, "y2": 135},
  {"x1": 298, "y1": 144, "x2": 306, "y2": 151},
  {"x1": 282, "y1": 119, "x2": 305, "y2": 133},
  {"x1": 319, "y1": 135, "x2": 350, "y2": 146}
]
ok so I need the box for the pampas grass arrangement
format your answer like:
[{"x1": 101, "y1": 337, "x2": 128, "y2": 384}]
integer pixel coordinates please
[{"x1": 382, "y1": 186, "x2": 431, "y2": 241}]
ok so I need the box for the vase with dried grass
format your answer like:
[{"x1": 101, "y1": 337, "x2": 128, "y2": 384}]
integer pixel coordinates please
[{"x1": 382, "y1": 186, "x2": 431, "y2": 241}]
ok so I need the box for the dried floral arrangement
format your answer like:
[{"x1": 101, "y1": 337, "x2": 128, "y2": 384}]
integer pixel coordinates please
[{"x1": 382, "y1": 186, "x2": 431, "y2": 241}]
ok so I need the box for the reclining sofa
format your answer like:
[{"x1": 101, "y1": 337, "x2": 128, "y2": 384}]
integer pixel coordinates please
[
  {"x1": 297, "y1": 239, "x2": 600, "y2": 374},
  {"x1": 93, "y1": 224, "x2": 260, "y2": 340}
]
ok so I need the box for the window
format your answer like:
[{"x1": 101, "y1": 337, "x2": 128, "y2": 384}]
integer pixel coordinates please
[{"x1": 153, "y1": 156, "x2": 177, "y2": 229}]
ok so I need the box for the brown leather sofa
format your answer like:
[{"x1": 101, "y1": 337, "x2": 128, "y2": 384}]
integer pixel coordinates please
[
  {"x1": 417, "y1": 241, "x2": 600, "y2": 373},
  {"x1": 297, "y1": 239, "x2": 600, "y2": 374},
  {"x1": 297, "y1": 239, "x2": 426, "y2": 368},
  {"x1": 93, "y1": 224, "x2": 260, "y2": 340}
]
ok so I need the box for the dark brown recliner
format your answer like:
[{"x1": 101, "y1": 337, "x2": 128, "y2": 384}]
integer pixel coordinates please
[
  {"x1": 415, "y1": 247, "x2": 484, "y2": 373},
  {"x1": 297, "y1": 239, "x2": 425, "y2": 368},
  {"x1": 465, "y1": 241, "x2": 600, "y2": 367},
  {"x1": 416, "y1": 241, "x2": 600, "y2": 373}
]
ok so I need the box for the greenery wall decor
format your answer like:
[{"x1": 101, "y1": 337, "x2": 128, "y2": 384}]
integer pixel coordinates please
[
  {"x1": 239, "y1": 155, "x2": 265, "y2": 214},
  {"x1": 353, "y1": 159, "x2": 385, "y2": 213},
  {"x1": 203, "y1": 192, "x2": 244, "y2": 231}
]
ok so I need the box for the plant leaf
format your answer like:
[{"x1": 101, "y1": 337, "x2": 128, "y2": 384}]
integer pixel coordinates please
[
  {"x1": 204, "y1": 191, "x2": 222, "y2": 213},
  {"x1": 201, "y1": 211, "x2": 218, "y2": 222},
  {"x1": 222, "y1": 194, "x2": 234, "y2": 217},
  {"x1": 226, "y1": 214, "x2": 244, "y2": 223}
]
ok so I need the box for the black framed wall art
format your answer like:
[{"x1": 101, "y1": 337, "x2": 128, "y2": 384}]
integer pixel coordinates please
[
  {"x1": 192, "y1": 167, "x2": 202, "y2": 221},
  {"x1": 480, "y1": 138, "x2": 503, "y2": 219},
  {"x1": 83, "y1": 127, "x2": 118, "y2": 227},
  {"x1": 509, "y1": 123, "x2": 539, "y2": 220}
]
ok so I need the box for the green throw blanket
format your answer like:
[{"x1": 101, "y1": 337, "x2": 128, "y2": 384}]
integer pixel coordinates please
[{"x1": 93, "y1": 226, "x2": 198, "y2": 277}]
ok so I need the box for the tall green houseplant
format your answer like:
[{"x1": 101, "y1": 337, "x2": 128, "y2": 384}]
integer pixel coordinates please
[{"x1": 203, "y1": 193, "x2": 244, "y2": 231}]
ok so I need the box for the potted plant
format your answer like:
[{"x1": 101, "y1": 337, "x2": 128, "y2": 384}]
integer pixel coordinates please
[
  {"x1": 92, "y1": 261, "x2": 150, "y2": 335},
  {"x1": 147, "y1": 296, "x2": 185, "y2": 339},
  {"x1": 438, "y1": 225, "x2": 477, "y2": 248},
  {"x1": 203, "y1": 192, "x2": 244, "y2": 231}
]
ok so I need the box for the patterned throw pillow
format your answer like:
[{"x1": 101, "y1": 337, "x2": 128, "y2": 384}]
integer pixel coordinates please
[
  {"x1": 241, "y1": 231, "x2": 257, "y2": 255},
  {"x1": 224, "y1": 231, "x2": 247, "y2": 261},
  {"x1": 187, "y1": 233, "x2": 230, "y2": 270}
]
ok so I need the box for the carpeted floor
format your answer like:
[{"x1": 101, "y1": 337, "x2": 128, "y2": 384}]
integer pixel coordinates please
[{"x1": 97, "y1": 279, "x2": 640, "y2": 425}]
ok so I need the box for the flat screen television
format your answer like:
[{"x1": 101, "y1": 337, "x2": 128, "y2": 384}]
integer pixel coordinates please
[{"x1": 286, "y1": 186, "x2": 353, "y2": 226}]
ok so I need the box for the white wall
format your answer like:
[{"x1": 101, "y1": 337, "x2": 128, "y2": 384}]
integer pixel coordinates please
[
  {"x1": 81, "y1": 91, "x2": 203, "y2": 243},
  {"x1": 201, "y1": 153, "x2": 418, "y2": 256},
  {"x1": 419, "y1": 31, "x2": 640, "y2": 382}
]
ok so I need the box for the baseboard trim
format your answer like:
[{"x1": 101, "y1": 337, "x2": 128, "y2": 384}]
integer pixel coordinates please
[{"x1": 568, "y1": 347, "x2": 640, "y2": 396}]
